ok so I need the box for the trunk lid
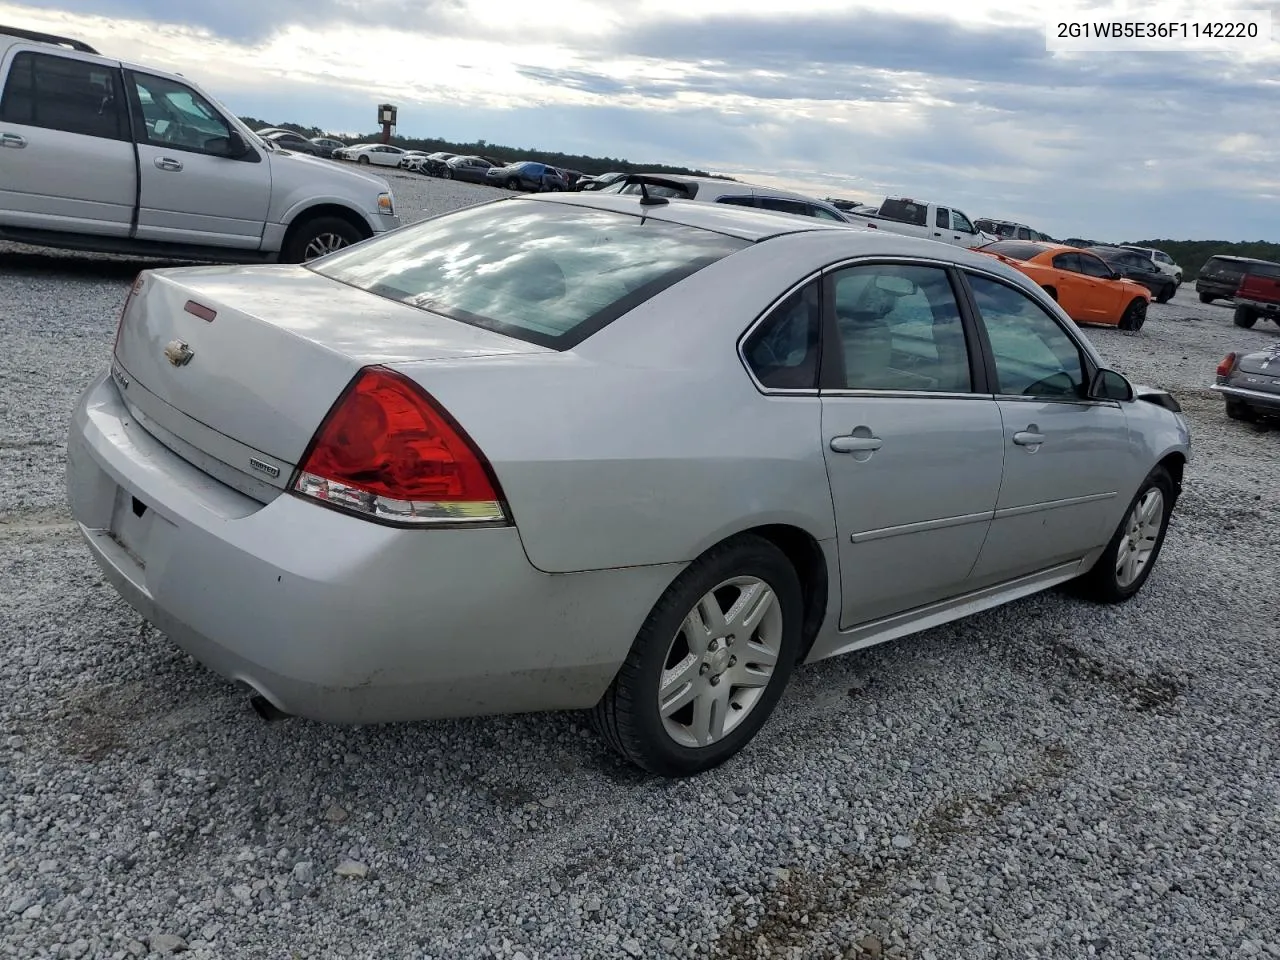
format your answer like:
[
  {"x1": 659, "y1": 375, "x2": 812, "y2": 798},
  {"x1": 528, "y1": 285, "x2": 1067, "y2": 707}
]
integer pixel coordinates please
[
  {"x1": 1237, "y1": 347, "x2": 1280, "y2": 376},
  {"x1": 113, "y1": 265, "x2": 549, "y2": 497}
]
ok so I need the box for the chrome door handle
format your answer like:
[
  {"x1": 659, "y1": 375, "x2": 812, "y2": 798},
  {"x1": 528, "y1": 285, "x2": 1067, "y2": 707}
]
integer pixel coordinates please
[
  {"x1": 154, "y1": 157, "x2": 183, "y2": 171},
  {"x1": 1013, "y1": 430, "x2": 1045, "y2": 446},
  {"x1": 1, "y1": 133, "x2": 27, "y2": 148},
  {"x1": 830, "y1": 435, "x2": 883, "y2": 453}
]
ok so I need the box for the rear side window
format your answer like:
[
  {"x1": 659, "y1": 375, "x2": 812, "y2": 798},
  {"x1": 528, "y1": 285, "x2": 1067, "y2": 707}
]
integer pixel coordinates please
[
  {"x1": 980, "y1": 241, "x2": 1044, "y2": 261},
  {"x1": 757, "y1": 197, "x2": 812, "y2": 217},
  {"x1": 935, "y1": 207, "x2": 950, "y2": 228},
  {"x1": 309, "y1": 202, "x2": 750, "y2": 349},
  {"x1": 743, "y1": 280, "x2": 821, "y2": 389},
  {"x1": 1052, "y1": 252, "x2": 1083, "y2": 273},
  {"x1": 878, "y1": 199, "x2": 928, "y2": 226},
  {"x1": 0, "y1": 52, "x2": 127, "y2": 140}
]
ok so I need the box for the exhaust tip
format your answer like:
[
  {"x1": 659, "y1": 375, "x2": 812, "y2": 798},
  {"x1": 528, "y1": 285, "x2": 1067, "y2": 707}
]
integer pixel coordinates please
[{"x1": 249, "y1": 694, "x2": 291, "y2": 723}]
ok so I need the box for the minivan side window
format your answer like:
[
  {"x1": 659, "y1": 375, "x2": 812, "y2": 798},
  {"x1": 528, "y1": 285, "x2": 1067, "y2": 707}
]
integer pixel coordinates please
[
  {"x1": 128, "y1": 72, "x2": 233, "y2": 155},
  {"x1": 0, "y1": 52, "x2": 128, "y2": 140}
]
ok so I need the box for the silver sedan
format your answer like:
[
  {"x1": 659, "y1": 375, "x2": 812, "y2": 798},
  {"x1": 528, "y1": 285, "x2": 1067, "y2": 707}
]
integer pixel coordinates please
[{"x1": 66, "y1": 192, "x2": 1191, "y2": 776}]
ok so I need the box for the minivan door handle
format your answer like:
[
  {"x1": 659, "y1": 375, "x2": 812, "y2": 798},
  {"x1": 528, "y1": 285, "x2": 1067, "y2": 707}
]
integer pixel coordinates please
[
  {"x1": 830, "y1": 434, "x2": 883, "y2": 453},
  {"x1": 1, "y1": 133, "x2": 27, "y2": 148},
  {"x1": 154, "y1": 156, "x2": 183, "y2": 172}
]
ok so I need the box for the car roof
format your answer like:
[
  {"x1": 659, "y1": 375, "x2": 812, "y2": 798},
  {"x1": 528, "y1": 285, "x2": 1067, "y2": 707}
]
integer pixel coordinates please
[{"x1": 1207, "y1": 254, "x2": 1279, "y2": 264}]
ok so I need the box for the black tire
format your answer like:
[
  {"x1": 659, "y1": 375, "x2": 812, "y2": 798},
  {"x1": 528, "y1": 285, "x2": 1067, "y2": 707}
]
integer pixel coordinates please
[
  {"x1": 442, "y1": 167, "x2": 453, "y2": 179},
  {"x1": 1225, "y1": 398, "x2": 1256, "y2": 422},
  {"x1": 506, "y1": 177, "x2": 521, "y2": 191},
  {"x1": 280, "y1": 216, "x2": 365, "y2": 264},
  {"x1": 591, "y1": 534, "x2": 804, "y2": 777},
  {"x1": 357, "y1": 155, "x2": 370, "y2": 165},
  {"x1": 1234, "y1": 305, "x2": 1258, "y2": 328},
  {"x1": 1199, "y1": 292, "x2": 1215, "y2": 304},
  {"x1": 1155, "y1": 283, "x2": 1174, "y2": 304},
  {"x1": 1042, "y1": 286, "x2": 1058, "y2": 302},
  {"x1": 1072, "y1": 466, "x2": 1175, "y2": 604},
  {"x1": 1119, "y1": 297, "x2": 1147, "y2": 331}
]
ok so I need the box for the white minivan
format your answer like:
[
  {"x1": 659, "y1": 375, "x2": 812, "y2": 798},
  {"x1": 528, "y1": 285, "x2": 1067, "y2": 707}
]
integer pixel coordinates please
[{"x1": 0, "y1": 25, "x2": 399, "y2": 262}]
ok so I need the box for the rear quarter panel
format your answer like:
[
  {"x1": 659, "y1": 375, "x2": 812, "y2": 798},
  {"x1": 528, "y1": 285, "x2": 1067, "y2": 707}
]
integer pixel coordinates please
[{"x1": 389, "y1": 240, "x2": 841, "y2": 574}]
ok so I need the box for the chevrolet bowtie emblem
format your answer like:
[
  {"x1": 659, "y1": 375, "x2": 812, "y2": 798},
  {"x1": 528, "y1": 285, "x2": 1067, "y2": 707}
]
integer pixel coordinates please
[{"x1": 164, "y1": 339, "x2": 194, "y2": 367}]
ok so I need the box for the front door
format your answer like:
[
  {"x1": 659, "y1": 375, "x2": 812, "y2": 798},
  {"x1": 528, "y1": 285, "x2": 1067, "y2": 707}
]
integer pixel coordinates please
[
  {"x1": 962, "y1": 272, "x2": 1134, "y2": 584},
  {"x1": 126, "y1": 70, "x2": 270, "y2": 249},
  {"x1": 821, "y1": 261, "x2": 1005, "y2": 627},
  {"x1": 0, "y1": 49, "x2": 136, "y2": 237}
]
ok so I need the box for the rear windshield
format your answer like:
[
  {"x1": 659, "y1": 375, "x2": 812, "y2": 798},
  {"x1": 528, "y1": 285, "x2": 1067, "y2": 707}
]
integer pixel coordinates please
[
  {"x1": 978, "y1": 241, "x2": 1045, "y2": 261},
  {"x1": 308, "y1": 200, "x2": 750, "y2": 349},
  {"x1": 877, "y1": 199, "x2": 929, "y2": 226}
]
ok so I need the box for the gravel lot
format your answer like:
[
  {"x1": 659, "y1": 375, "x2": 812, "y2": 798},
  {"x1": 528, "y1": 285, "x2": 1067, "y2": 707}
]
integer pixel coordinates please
[{"x1": 2, "y1": 169, "x2": 1279, "y2": 960}]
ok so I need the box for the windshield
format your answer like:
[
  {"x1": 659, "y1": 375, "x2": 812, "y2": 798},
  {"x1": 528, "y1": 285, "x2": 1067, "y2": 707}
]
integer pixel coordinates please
[{"x1": 308, "y1": 200, "x2": 750, "y2": 349}]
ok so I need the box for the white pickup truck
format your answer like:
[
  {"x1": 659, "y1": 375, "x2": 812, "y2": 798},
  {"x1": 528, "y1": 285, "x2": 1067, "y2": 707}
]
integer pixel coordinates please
[
  {"x1": 0, "y1": 25, "x2": 400, "y2": 263},
  {"x1": 842, "y1": 197, "x2": 992, "y2": 249}
]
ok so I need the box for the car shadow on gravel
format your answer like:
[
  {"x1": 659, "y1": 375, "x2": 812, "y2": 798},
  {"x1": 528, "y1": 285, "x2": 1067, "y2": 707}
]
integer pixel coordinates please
[{"x1": 0, "y1": 247, "x2": 203, "y2": 280}]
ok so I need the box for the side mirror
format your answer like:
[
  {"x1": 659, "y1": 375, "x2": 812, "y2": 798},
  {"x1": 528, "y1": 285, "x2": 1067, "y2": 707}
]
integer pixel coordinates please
[
  {"x1": 1089, "y1": 367, "x2": 1133, "y2": 402},
  {"x1": 226, "y1": 130, "x2": 249, "y2": 158}
]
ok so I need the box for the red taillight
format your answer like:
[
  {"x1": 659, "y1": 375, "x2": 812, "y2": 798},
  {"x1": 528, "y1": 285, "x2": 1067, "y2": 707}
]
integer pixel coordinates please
[
  {"x1": 292, "y1": 366, "x2": 507, "y2": 525},
  {"x1": 1216, "y1": 352, "x2": 1238, "y2": 378},
  {"x1": 113, "y1": 273, "x2": 145, "y2": 353}
]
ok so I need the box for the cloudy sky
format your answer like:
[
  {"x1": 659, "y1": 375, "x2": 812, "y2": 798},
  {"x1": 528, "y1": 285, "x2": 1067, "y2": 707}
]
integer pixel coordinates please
[{"x1": 5, "y1": 0, "x2": 1280, "y2": 241}]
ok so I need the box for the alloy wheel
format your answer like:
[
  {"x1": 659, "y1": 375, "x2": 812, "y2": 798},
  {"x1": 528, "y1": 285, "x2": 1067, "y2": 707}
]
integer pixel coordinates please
[
  {"x1": 657, "y1": 576, "x2": 783, "y2": 749},
  {"x1": 302, "y1": 233, "x2": 351, "y2": 260},
  {"x1": 1115, "y1": 488, "x2": 1164, "y2": 588}
]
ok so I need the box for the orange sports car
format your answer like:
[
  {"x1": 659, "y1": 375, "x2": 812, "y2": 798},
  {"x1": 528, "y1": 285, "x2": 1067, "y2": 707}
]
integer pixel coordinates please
[{"x1": 975, "y1": 240, "x2": 1153, "y2": 330}]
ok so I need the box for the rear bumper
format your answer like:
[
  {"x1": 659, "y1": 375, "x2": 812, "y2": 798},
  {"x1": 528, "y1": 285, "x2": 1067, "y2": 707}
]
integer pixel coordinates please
[
  {"x1": 67, "y1": 372, "x2": 679, "y2": 724},
  {"x1": 1211, "y1": 383, "x2": 1280, "y2": 412},
  {"x1": 1195, "y1": 280, "x2": 1236, "y2": 298}
]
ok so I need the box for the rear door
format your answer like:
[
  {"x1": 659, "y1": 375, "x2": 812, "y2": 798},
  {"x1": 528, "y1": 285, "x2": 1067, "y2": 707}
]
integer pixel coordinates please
[
  {"x1": 962, "y1": 271, "x2": 1133, "y2": 583},
  {"x1": 820, "y1": 260, "x2": 1005, "y2": 626},
  {"x1": 0, "y1": 48, "x2": 136, "y2": 237},
  {"x1": 126, "y1": 70, "x2": 270, "y2": 249},
  {"x1": 1047, "y1": 252, "x2": 1095, "y2": 320}
]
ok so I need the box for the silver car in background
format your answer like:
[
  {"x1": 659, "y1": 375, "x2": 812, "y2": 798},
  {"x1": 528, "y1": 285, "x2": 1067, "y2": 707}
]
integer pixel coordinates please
[{"x1": 66, "y1": 192, "x2": 1190, "y2": 776}]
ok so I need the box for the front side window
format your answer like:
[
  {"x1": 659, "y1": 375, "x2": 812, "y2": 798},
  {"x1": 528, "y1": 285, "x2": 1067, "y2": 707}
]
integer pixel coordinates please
[
  {"x1": 1077, "y1": 254, "x2": 1113, "y2": 278},
  {"x1": 1, "y1": 52, "x2": 127, "y2": 140},
  {"x1": 309, "y1": 202, "x2": 749, "y2": 349},
  {"x1": 130, "y1": 72, "x2": 232, "y2": 154},
  {"x1": 811, "y1": 205, "x2": 845, "y2": 222},
  {"x1": 743, "y1": 280, "x2": 821, "y2": 389},
  {"x1": 717, "y1": 196, "x2": 757, "y2": 209},
  {"x1": 951, "y1": 210, "x2": 976, "y2": 233},
  {"x1": 967, "y1": 274, "x2": 1085, "y2": 399},
  {"x1": 829, "y1": 263, "x2": 973, "y2": 393}
]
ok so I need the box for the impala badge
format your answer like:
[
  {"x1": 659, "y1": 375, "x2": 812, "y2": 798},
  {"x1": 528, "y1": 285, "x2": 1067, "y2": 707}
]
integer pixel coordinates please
[{"x1": 164, "y1": 339, "x2": 194, "y2": 367}]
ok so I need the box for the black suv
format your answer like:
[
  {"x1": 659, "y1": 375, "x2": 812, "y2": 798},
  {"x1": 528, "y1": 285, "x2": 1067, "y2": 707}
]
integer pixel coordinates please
[{"x1": 1197, "y1": 255, "x2": 1280, "y2": 304}]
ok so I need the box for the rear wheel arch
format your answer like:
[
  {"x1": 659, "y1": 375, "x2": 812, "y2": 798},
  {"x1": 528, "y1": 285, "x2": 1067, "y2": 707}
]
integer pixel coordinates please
[{"x1": 739, "y1": 524, "x2": 830, "y2": 660}]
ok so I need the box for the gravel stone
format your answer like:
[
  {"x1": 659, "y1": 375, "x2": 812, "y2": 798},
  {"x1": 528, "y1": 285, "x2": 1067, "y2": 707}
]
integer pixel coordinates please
[
  {"x1": 334, "y1": 859, "x2": 369, "y2": 879},
  {"x1": 2, "y1": 178, "x2": 1279, "y2": 958}
]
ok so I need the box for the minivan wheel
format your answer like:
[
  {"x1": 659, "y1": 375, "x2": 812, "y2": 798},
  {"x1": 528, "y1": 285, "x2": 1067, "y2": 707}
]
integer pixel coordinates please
[
  {"x1": 1199, "y1": 292, "x2": 1215, "y2": 304},
  {"x1": 591, "y1": 535, "x2": 803, "y2": 777},
  {"x1": 1072, "y1": 466, "x2": 1174, "y2": 604},
  {"x1": 1234, "y1": 306, "x2": 1258, "y2": 328},
  {"x1": 282, "y1": 216, "x2": 364, "y2": 263}
]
